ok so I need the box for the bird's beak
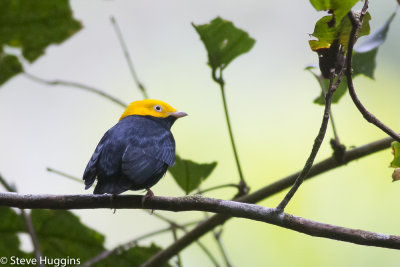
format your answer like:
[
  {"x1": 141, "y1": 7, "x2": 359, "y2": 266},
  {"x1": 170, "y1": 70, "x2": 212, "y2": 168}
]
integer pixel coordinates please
[{"x1": 169, "y1": 111, "x2": 188, "y2": 118}]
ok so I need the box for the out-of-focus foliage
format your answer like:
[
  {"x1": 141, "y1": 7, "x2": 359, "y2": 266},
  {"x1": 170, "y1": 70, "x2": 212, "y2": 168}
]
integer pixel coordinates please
[
  {"x1": 0, "y1": 208, "x2": 168, "y2": 266},
  {"x1": 0, "y1": 54, "x2": 23, "y2": 86},
  {"x1": 354, "y1": 10, "x2": 398, "y2": 79},
  {"x1": 308, "y1": 2, "x2": 398, "y2": 105},
  {"x1": 98, "y1": 244, "x2": 171, "y2": 267},
  {"x1": 192, "y1": 17, "x2": 255, "y2": 72},
  {"x1": 31, "y1": 210, "x2": 104, "y2": 259},
  {"x1": 169, "y1": 155, "x2": 217, "y2": 194},
  {"x1": 0, "y1": 0, "x2": 82, "y2": 86},
  {"x1": 0, "y1": 207, "x2": 29, "y2": 258},
  {"x1": 309, "y1": 0, "x2": 359, "y2": 24},
  {"x1": 390, "y1": 142, "x2": 400, "y2": 169},
  {"x1": 309, "y1": 12, "x2": 370, "y2": 52}
]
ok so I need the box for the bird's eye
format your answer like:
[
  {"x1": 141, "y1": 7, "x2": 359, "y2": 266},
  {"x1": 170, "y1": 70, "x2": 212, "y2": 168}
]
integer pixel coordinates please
[{"x1": 154, "y1": 105, "x2": 162, "y2": 112}]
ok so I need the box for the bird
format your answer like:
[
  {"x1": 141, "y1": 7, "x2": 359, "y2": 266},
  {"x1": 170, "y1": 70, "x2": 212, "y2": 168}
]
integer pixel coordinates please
[{"x1": 83, "y1": 99, "x2": 187, "y2": 199}]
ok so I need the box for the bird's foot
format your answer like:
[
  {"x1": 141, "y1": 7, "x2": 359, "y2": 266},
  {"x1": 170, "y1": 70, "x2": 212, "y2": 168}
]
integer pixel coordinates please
[
  {"x1": 110, "y1": 194, "x2": 117, "y2": 214},
  {"x1": 142, "y1": 188, "x2": 154, "y2": 214}
]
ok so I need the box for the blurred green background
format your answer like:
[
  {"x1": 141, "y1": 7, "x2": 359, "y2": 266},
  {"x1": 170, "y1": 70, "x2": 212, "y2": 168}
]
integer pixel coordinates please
[{"x1": 1, "y1": 0, "x2": 400, "y2": 266}]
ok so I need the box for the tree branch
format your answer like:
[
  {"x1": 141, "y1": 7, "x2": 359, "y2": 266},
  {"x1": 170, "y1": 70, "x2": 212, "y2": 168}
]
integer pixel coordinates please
[
  {"x1": 142, "y1": 136, "x2": 393, "y2": 266},
  {"x1": 1, "y1": 193, "x2": 400, "y2": 255},
  {"x1": 346, "y1": 3, "x2": 400, "y2": 142},
  {"x1": 276, "y1": 72, "x2": 344, "y2": 211}
]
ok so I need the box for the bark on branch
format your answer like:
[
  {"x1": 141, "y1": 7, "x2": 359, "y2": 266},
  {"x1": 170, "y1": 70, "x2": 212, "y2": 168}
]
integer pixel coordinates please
[{"x1": 1, "y1": 192, "x2": 400, "y2": 253}]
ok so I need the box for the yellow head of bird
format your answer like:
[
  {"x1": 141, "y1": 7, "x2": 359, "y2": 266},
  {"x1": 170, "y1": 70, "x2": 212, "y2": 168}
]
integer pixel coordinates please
[{"x1": 119, "y1": 99, "x2": 187, "y2": 121}]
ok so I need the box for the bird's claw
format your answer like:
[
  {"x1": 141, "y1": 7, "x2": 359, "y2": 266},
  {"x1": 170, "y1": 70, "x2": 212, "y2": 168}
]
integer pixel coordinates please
[{"x1": 142, "y1": 188, "x2": 154, "y2": 214}]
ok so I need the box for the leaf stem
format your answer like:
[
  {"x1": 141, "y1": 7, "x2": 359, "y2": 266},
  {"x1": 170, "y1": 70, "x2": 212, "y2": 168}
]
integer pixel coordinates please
[
  {"x1": 110, "y1": 16, "x2": 149, "y2": 99},
  {"x1": 212, "y1": 69, "x2": 248, "y2": 195},
  {"x1": 171, "y1": 227, "x2": 182, "y2": 267},
  {"x1": 197, "y1": 183, "x2": 240, "y2": 195},
  {"x1": 213, "y1": 229, "x2": 233, "y2": 267},
  {"x1": 47, "y1": 167, "x2": 82, "y2": 183}
]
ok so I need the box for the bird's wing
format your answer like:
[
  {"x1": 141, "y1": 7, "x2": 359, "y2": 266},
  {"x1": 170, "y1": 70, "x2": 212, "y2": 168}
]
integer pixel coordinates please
[
  {"x1": 140, "y1": 130, "x2": 176, "y2": 166},
  {"x1": 121, "y1": 128, "x2": 175, "y2": 186},
  {"x1": 122, "y1": 147, "x2": 168, "y2": 186},
  {"x1": 82, "y1": 130, "x2": 111, "y2": 189}
]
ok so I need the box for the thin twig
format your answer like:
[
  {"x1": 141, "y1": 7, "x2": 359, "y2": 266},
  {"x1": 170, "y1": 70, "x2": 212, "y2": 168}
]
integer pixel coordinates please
[
  {"x1": 23, "y1": 72, "x2": 128, "y2": 108},
  {"x1": 0, "y1": 174, "x2": 44, "y2": 267},
  {"x1": 81, "y1": 220, "x2": 200, "y2": 267},
  {"x1": 0, "y1": 173, "x2": 15, "y2": 192},
  {"x1": 47, "y1": 167, "x2": 82, "y2": 183},
  {"x1": 197, "y1": 183, "x2": 239, "y2": 195},
  {"x1": 21, "y1": 210, "x2": 43, "y2": 265},
  {"x1": 310, "y1": 70, "x2": 341, "y2": 144},
  {"x1": 81, "y1": 219, "x2": 219, "y2": 267},
  {"x1": 171, "y1": 227, "x2": 182, "y2": 267},
  {"x1": 187, "y1": 232, "x2": 221, "y2": 267},
  {"x1": 140, "y1": 135, "x2": 394, "y2": 266},
  {"x1": 346, "y1": 4, "x2": 400, "y2": 142},
  {"x1": 212, "y1": 69, "x2": 248, "y2": 195},
  {"x1": 213, "y1": 229, "x2": 233, "y2": 267},
  {"x1": 276, "y1": 71, "x2": 344, "y2": 211},
  {"x1": 110, "y1": 16, "x2": 149, "y2": 99}
]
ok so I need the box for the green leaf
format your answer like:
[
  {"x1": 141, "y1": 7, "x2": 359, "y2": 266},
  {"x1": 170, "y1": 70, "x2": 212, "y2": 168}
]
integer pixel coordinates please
[
  {"x1": 31, "y1": 210, "x2": 105, "y2": 260},
  {"x1": 0, "y1": 207, "x2": 28, "y2": 257},
  {"x1": 309, "y1": 12, "x2": 371, "y2": 52},
  {"x1": 308, "y1": 9, "x2": 397, "y2": 104},
  {"x1": 309, "y1": 0, "x2": 359, "y2": 24},
  {"x1": 192, "y1": 17, "x2": 255, "y2": 71},
  {"x1": 0, "y1": 54, "x2": 23, "y2": 86},
  {"x1": 390, "y1": 141, "x2": 400, "y2": 168},
  {"x1": 169, "y1": 155, "x2": 217, "y2": 194},
  {"x1": 352, "y1": 48, "x2": 377, "y2": 79},
  {"x1": 353, "y1": 9, "x2": 398, "y2": 79},
  {"x1": 355, "y1": 11, "x2": 397, "y2": 53},
  {"x1": 97, "y1": 243, "x2": 171, "y2": 267},
  {"x1": 0, "y1": 0, "x2": 82, "y2": 63}
]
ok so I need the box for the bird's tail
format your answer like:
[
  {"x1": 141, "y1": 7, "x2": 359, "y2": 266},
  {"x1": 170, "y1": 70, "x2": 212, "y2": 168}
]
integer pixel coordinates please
[{"x1": 93, "y1": 179, "x2": 129, "y2": 195}]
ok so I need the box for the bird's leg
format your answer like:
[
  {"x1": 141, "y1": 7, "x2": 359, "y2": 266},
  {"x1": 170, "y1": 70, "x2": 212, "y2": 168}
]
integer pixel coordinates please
[
  {"x1": 141, "y1": 188, "x2": 154, "y2": 214},
  {"x1": 110, "y1": 194, "x2": 117, "y2": 214}
]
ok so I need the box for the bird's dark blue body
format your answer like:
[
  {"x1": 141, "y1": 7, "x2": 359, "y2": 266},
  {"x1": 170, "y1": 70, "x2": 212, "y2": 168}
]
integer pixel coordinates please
[{"x1": 83, "y1": 115, "x2": 177, "y2": 194}]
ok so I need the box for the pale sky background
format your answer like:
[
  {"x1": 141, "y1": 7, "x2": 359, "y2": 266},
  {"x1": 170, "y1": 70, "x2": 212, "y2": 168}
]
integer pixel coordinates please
[{"x1": 1, "y1": 1, "x2": 400, "y2": 266}]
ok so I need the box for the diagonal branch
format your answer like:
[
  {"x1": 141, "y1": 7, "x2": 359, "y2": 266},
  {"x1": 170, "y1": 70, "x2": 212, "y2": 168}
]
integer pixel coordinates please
[
  {"x1": 1, "y1": 193, "x2": 400, "y2": 255},
  {"x1": 142, "y1": 135, "x2": 393, "y2": 266},
  {"x1": 276, "y1": 73, "x2": 344, "y2": 211},
  {"x1": 346, "y1": 4, "x2": 400, "y2": 142}
]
